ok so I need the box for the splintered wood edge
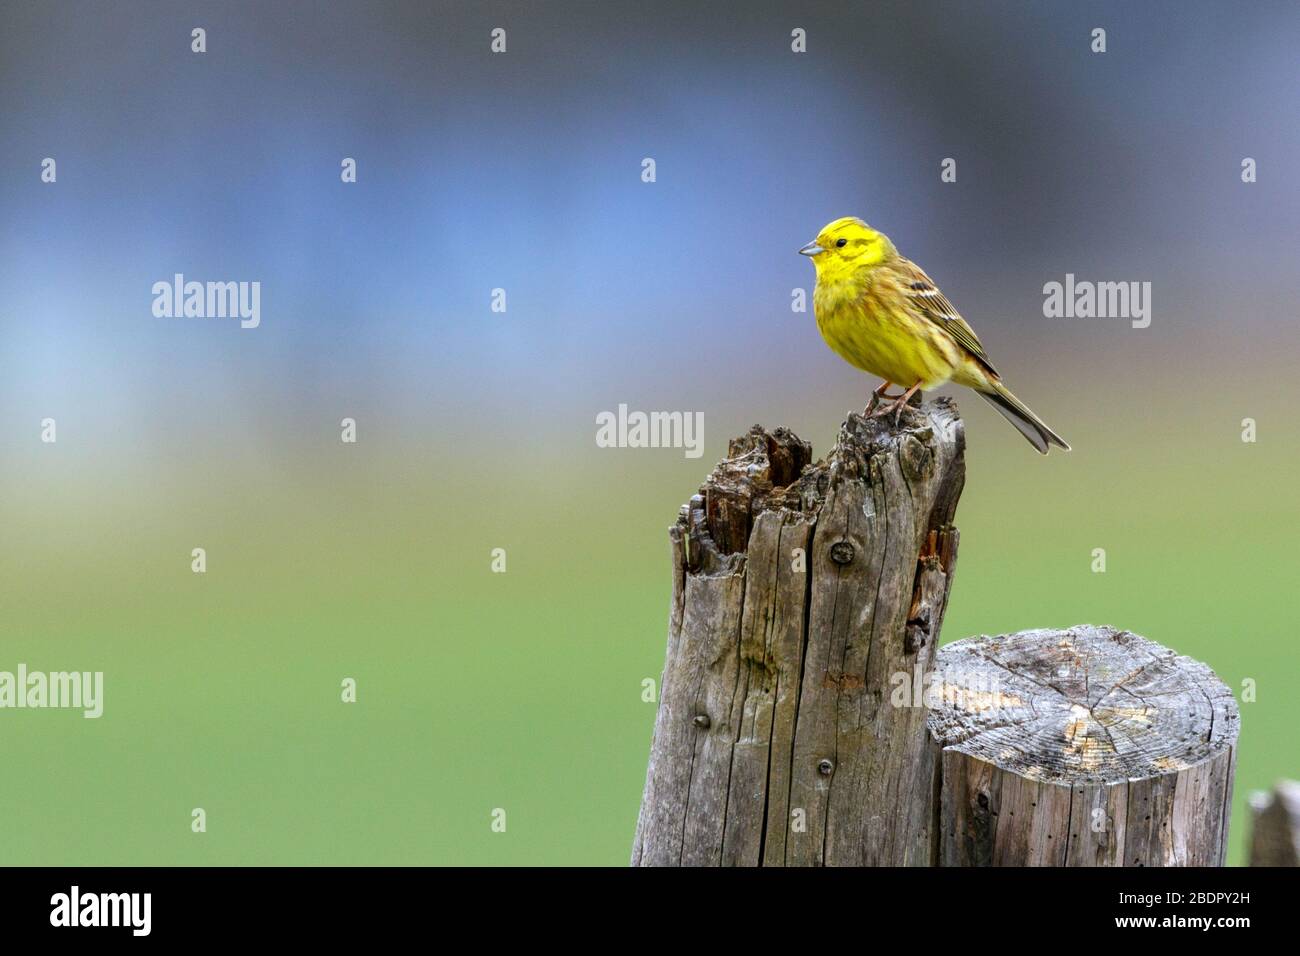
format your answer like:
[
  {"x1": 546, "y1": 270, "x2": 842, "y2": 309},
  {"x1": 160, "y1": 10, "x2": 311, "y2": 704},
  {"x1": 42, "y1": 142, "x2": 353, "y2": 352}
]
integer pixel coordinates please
[
  {"x1": 678, "y1": 398, "x2": 964, "y2": 572},
  {"x1": 927, "y1": 625, "x2": 1239, "y2": 785}
]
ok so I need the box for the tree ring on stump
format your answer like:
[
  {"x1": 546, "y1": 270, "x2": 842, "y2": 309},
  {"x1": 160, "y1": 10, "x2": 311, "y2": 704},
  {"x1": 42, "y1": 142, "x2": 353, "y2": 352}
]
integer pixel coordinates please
[
  {"x1": 928, "y1": 624, "x2": 1239, "y2": 866},
  {"x1": 928, "y1": 625, "x2": 1237, "y2": 782}
]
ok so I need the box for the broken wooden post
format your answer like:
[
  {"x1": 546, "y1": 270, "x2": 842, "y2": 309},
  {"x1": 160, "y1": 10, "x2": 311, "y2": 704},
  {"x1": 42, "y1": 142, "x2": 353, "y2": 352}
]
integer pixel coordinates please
[
  {"x1": 1248, "y1": 781, "x2": 1300, "y2": 866},
  {"x1": 928, "y1": 625, "x2": 1239, "y2": 866},
  {"x1": 632, "y1": 398, "x2": 965, "y2": 866}
]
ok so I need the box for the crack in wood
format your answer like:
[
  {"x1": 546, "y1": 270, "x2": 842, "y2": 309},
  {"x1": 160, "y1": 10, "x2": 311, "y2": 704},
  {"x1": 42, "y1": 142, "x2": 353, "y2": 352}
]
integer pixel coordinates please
[
  {"x1": 930, "y1": 625, "x2": 1239, "y2": 866},
  {"x1": 634, "y1": 398, "x2": 965, "y2": 866}
]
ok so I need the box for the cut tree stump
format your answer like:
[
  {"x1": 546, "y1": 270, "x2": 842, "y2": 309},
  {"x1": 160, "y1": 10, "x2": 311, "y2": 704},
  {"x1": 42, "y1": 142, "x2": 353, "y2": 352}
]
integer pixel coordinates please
[
  {"x1": 928, "y1": 625, "x2": 1239, "y2": 866},
  {"x1": 1248, "y1": 781, "x2": 1300, "y2": 866},
  {"x1": 632, "y1": 397, "x2": 965, "y2": 866}
]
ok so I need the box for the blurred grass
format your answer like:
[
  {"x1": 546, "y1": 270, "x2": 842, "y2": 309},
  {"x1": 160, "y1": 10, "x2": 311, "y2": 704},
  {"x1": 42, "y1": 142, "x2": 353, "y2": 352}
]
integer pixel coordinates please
[{"x1": 0, "y1": 382, "x2": 1293, "y2": 866}]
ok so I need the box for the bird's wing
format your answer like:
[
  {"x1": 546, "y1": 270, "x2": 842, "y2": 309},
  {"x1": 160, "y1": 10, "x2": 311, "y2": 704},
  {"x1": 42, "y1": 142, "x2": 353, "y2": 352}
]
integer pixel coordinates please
[{"x1": 895, "y1": 258, "x2": 997, "y2": 375}]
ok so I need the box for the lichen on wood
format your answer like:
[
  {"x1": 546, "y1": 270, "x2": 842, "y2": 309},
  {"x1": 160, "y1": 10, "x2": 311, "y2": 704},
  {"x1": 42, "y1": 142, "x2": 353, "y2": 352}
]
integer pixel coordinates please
[{"x1": 929, "y1": 625, "x2": 1240, "y2": 866}]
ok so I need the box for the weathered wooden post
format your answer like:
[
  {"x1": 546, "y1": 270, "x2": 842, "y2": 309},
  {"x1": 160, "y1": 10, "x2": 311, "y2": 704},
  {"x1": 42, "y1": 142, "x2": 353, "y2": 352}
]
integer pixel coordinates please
[
  {"x1": 928, "y1": 625, "x2": 1240, "y2": 866},
  {"x1": 1249, "y1": 781, "x2": 1300, "y2": 866},
  {"x1": 632, "y1": 398, "x2": 965, "y2": 866}
]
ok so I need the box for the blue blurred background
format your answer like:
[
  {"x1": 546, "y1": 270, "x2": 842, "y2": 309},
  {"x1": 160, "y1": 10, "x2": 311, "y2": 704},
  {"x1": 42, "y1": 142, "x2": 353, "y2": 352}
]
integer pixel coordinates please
[{"x1": 1, "y1": 0, "x2": 1296, "y2": 864}]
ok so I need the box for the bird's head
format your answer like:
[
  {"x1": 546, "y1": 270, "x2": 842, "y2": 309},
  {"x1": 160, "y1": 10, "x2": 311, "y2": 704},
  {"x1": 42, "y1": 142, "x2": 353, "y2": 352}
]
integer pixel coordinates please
[{"x1": 799, "y1": 217, "x2": 895, "y2": 279}]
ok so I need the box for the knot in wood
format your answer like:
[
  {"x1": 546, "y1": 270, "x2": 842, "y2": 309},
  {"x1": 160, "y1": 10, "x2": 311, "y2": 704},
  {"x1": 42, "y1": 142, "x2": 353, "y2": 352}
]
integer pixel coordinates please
[{"x1": 633, "y1": 398, "x2": 969, "y2": 867}]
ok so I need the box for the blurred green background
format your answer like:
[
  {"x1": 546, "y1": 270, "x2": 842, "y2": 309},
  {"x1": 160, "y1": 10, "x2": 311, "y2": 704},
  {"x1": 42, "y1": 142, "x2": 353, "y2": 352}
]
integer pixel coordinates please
[
  {"x1": 2, "y1": 377, "x2": 1295, "y2": 865},
  {"x1": 2, "y1": 0, "x2": 1296, "y2": 865}
]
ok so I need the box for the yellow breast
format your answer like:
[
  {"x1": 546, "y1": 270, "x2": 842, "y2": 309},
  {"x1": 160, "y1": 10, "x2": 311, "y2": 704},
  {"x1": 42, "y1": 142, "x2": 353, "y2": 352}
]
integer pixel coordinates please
[{"x1": 814, "y1": 278, "x2": 959, "y2": 389}]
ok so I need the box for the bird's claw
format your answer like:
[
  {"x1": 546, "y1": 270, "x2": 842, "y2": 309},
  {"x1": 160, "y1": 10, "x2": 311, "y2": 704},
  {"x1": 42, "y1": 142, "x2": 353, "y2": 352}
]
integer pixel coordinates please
[
  {"x1": 873, "y1": 383, "x2": 923, "y2": 427},
  {"x1": 865, "y1": 388, "x2": 905, "y2": 417}
]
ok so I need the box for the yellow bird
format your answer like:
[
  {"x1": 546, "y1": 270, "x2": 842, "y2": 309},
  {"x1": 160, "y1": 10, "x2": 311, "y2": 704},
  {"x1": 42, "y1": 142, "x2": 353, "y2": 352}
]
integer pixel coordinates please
[{"x1": 800, "y1": 216, "x2": 1069, "y2": 454}]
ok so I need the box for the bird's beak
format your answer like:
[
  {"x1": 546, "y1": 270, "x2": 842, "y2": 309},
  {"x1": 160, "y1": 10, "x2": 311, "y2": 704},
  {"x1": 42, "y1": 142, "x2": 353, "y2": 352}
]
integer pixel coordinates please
[{"x1": 799, "y1": 241, "x2": 823, "y2": 257}]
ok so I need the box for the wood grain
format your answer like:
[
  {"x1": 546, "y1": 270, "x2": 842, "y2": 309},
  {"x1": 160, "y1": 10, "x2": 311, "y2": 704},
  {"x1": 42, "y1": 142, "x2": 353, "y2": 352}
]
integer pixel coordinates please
[
  {"x1": 928, "y1": 625, "x2": 1240, "y2": 866},
  {"x1": 632, "y1": 397, "x2": 965, "y2": 866}
]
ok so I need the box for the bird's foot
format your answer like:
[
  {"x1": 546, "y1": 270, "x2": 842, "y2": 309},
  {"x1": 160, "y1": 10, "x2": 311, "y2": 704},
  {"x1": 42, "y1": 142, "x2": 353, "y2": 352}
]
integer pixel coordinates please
[
  {"x1": 879, "y1": 382, "x2": 924, "y2": 428},
  {"x1": 865, "y1": 381, "x2": 903, "y2": 416}
]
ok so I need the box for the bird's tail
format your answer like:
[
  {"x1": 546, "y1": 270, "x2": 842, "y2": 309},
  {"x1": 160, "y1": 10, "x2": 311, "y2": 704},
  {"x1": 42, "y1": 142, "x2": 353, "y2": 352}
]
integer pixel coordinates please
[{"x1": 975, "y1": 380, "x2": 1071, "y2": 454}]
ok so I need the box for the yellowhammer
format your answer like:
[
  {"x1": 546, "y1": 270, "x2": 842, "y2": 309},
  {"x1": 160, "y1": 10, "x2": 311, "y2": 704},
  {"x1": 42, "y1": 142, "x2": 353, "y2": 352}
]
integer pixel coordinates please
[{"x1": 800, "y1": 216, "x2": 1069, "y2": 454}]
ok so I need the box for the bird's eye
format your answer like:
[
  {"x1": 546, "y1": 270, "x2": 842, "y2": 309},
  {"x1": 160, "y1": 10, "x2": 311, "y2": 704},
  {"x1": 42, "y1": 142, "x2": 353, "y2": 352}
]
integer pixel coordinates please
[{"x1": 835, "y1": 238, "x2": 848, "y2": 248}]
